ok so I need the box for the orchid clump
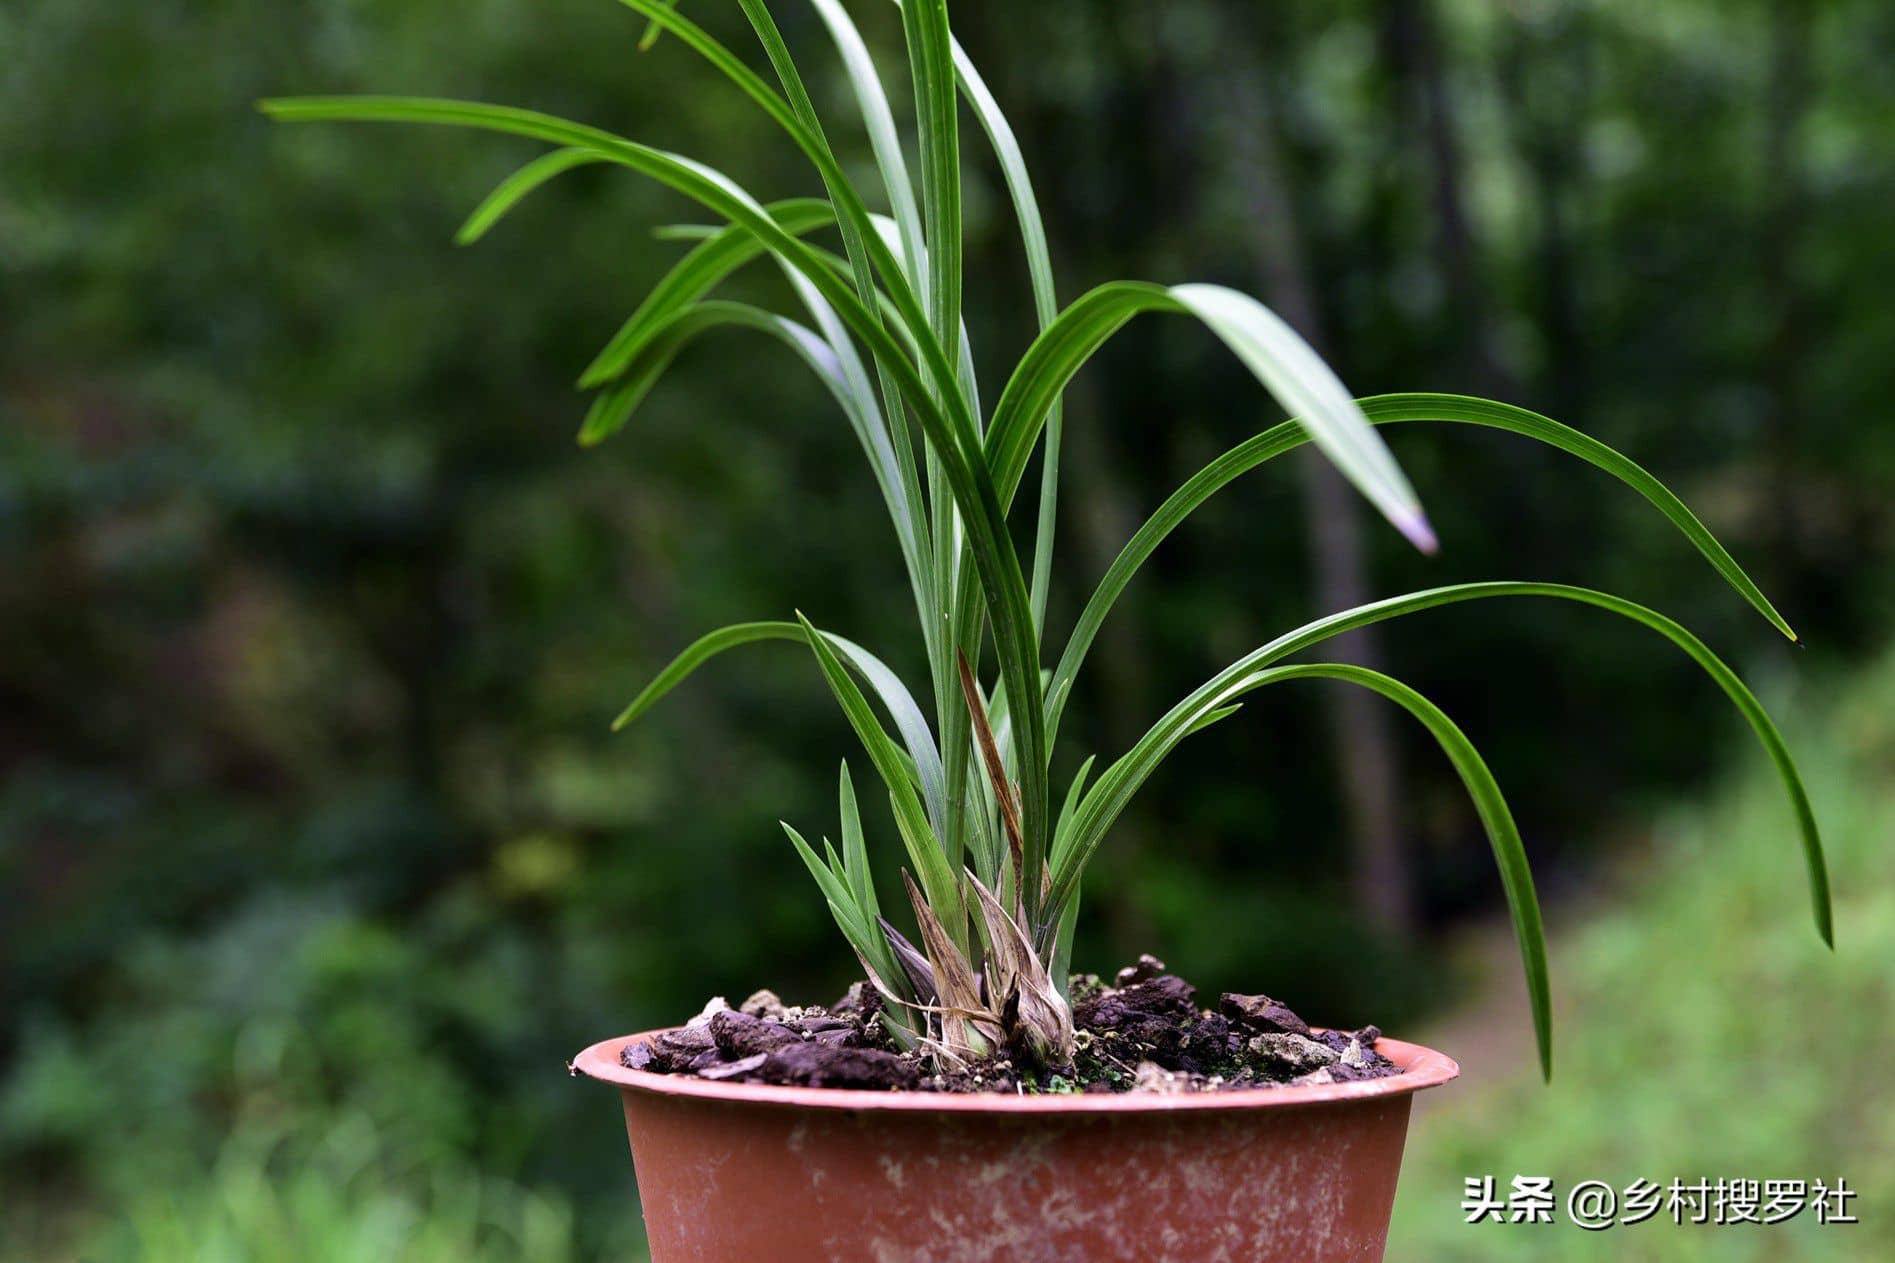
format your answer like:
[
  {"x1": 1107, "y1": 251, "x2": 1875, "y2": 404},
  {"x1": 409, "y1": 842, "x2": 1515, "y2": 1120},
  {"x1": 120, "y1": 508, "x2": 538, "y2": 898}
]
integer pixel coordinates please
[{"x1": 264, "y1": 0, "x2": 1830, "y2": 1080}]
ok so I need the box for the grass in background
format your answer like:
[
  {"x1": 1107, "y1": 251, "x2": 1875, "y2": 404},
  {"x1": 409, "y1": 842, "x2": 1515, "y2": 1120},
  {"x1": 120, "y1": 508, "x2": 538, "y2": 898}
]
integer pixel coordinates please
[{"x1": 1390, "y1": 649, "x2": 1895, "y2": 1260}]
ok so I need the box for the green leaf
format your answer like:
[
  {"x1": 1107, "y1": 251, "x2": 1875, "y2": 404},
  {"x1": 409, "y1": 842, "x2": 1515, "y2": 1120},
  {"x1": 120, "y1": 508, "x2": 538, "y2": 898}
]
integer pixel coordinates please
[
  {"x1": 1048, "y1": 582, "x2": 1830, "y2": 956},
  {"x1": 838, "y1": 763, "x2": 877, "y2": 921},
  {"x1": 574, "y1": 293, "x2": 927, "y2": 624},
  {"x1": 261, "y1": 100, "x2": 1040, "y2": 857},
  {"x1": 575, "y1": 300, "x2": 795, "y2": 445},
  {"x1": 1054, "y1": 754, "x2": 1096, "y2": 847},
  {"x1": 633, "y1": 0, "x2": 680, "y2": 51},
  {"x1": 880, "y1": 5, "x2": 1066, "y2": 637},
  {"x1": 984, "y1": 281, "x2": 1433, "y2": 553},
  {"x1": 1047, "y1": 392, "x2": 1801, "y2": 742},
  {"x1": 1239, "y1": 663, "x2": 1552, "y2": 1081},
  {"x1": 945, "y1": 31, "x2": 1063, "y2": 638},
  {"x1": 607, "y1": 1, "x2": 932, "y2": 351},
  {"x1": 610, "y1": 4, "x2": 1047, "y2": 883},
  {"x1": 782, "y1": 821, "x2": 904, "y2": 997},
  {"x1": 795, "y1": 613, "x2": 966, "y2": 951},
  {"x1": 897, "y1": 0, "x2": 961, "y2": 366},
  {"x1": 612, "y1": 618, "x2": 949, "y2": 840},
  {"x1": 725, "y1": 1, "x2": 935, "y2": 672},
  {"x1": 456, "y1": 147, "x2": 608, "y2": 245},
  {"x1": 807, "y1": 0, "x2": 928, "y2": 299},
  {"x1": 579, "y1": 197, "x2": 834, "y2": 388}
]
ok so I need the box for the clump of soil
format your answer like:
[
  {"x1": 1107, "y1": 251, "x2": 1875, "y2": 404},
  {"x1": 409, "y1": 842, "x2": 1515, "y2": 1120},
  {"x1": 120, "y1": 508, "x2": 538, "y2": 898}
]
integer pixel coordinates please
[{"x1": 619, "y1": 958, "x2": 1400, "y2": 1094}]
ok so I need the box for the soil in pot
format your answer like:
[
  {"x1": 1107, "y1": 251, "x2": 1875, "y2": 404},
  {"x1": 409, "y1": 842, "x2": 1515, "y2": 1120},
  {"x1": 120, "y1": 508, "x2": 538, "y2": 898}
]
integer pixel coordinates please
[{"x1": 617, "y1": 956, "x2": 1399, "y2": 1095}]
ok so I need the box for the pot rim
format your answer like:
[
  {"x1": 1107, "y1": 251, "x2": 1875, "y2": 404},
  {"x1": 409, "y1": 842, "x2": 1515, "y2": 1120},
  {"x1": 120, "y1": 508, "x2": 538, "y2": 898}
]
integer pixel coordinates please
[{"x1": 570, "y1": 1027, "x2": 1459, "y2": 1115}]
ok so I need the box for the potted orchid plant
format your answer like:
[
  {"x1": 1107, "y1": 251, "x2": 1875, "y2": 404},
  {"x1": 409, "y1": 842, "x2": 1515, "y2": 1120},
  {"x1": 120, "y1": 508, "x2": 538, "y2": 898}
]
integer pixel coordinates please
[{"x1": 264, "y1": 1, "x2": 1831, "y2": 1257}]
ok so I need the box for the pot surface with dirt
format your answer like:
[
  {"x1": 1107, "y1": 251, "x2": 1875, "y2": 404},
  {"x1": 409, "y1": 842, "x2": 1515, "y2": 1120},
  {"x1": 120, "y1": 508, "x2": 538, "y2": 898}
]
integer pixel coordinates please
[{"x1": 573, "y1": 1026, "x2": 1457, "y2": 1262}]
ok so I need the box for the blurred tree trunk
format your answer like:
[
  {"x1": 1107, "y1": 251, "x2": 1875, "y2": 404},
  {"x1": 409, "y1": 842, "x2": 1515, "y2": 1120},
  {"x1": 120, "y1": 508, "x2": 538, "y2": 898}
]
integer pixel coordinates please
[
  {"x1": 1228, "y1": 63, "x2": 1417, "y2": 938},
  {"x1": 1499, "y1": 10, "x2": 1593, "y2": 423},
  {"x1": 1762, "y1": 0, "x2": 1813, "y2": 615},
  {"x1": 1382, "y1": 0, "x2": 1513, "y2": 398}
]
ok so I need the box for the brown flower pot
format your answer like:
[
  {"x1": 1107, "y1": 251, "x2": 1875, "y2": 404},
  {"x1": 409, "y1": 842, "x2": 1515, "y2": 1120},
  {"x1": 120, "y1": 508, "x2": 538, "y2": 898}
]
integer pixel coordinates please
[{"x1": 572, "y1": 1028, "x2": 1457, "y2": 1262}]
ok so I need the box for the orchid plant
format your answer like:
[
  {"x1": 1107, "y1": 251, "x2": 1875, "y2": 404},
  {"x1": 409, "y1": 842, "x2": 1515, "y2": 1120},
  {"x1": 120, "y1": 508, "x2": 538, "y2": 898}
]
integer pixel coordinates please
[{"x1": 264, "y1": 0, "x2": 1831, "y2": 1078}]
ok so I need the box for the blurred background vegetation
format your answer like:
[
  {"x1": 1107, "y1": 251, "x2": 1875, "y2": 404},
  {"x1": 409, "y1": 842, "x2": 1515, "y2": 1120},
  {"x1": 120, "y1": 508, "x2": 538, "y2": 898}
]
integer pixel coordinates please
[{"x1": 2, "y1": 0, "x2": 1889, "y2": 1257}]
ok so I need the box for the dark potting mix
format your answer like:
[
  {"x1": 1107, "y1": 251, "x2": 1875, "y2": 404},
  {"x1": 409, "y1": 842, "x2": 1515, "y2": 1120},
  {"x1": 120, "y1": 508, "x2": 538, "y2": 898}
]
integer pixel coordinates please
[{"x1": 617, "y1": 956, "x2": 1399, "y2": 1095}]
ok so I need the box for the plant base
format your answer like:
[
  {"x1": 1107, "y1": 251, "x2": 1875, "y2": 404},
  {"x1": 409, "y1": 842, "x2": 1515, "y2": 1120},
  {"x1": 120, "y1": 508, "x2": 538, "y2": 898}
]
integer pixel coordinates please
[{"x1": 573, "y1": 1029, "x2": 1457, "y2": 1262}]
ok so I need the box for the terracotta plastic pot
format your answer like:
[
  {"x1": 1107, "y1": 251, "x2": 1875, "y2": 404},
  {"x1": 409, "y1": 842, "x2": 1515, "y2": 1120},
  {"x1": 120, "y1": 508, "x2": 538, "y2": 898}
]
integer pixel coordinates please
[{"x1": 573, "y1": 1028, "x2": 1457, "y2": 1262}]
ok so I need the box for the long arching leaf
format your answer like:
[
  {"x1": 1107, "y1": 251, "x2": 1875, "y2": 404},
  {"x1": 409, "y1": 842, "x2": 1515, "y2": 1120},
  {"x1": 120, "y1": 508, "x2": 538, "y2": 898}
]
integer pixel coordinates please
[
  {"x1": 579, "y1": 197, "x2": 834, "y2": 388},
  {"x1": 575, "y1": 299, "x2": 922, "y2": 601},
  {"x1": 262, "y1": 96, "x2": 1047, "y2": 877},
  {"x1": 727, "y1": 0, "x2": 932, "y2": 616},
  {"x1": 985, "y1": 281, "x2": 1434, "y2": 552},
  {"x1": 1232, "y1": 663, "x2": 1552, "y2": 1081},
  {"x1": 457, "y1": 147, "x2": 609, "y2": 245},
  {"x1": 609, "y1": 0, "x2": 933, "y2": 355},
  {"x1": 1048, "y1": 582, "x2": 1830, "y2": 955},
  {"x1": 612, "y1": 618, "x2": 948, "y2": 843},
  {"x1": 1047, "y1": 392, "x2": 1800, "y2": 740}
]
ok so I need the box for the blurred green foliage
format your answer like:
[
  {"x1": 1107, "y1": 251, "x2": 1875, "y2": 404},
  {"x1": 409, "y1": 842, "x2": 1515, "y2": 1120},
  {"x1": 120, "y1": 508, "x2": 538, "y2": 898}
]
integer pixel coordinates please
[
  {"x1": 2, "y1": 0, "x2": 1890, "y2": 1257},
  {"x1": 1392, "y1": 647, "x2": 1895, "y2": 1260}
]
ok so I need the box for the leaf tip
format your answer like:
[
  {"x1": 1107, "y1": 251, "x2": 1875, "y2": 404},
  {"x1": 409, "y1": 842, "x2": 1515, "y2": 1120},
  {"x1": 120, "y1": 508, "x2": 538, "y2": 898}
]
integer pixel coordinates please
[{"x1": 1396, "y1": 508, "x2": 1439, "y2": 555}]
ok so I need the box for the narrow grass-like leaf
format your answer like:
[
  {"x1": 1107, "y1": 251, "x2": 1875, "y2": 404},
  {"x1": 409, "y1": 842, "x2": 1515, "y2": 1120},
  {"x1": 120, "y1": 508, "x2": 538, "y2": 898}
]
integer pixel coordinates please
[
  {"x1": 1239, "y1": 663, "x2": 1552, "y2": 1080},
  {"x1": 612, "y1": 618, "x2": 947, "y2": 837},
  {"x1": 797, "y1": 613, "x2": 965, "y2": 949},
  {"x1": 782, "y1": 820, "x2": 905, "y2": 1003},
  {"x1": 942, "y1": 27, "x2": 1063, "y2": 634},
  {"x1": 838, "y1": 762, "x2": 876, "y2": 920},
  {"x1": 576, "y1": 292, "x2": 932, "y2": 629},
  {"x1": 457, "y1": 147, "x2": 608, "y2": 245},
  {"x1": 898, "y1": 0, "x2": 960, "y2": 364},
  {"x1": 782, "y1": 823, "x2": 873, "y2": 954},
  {"x1": 609, "y1": 0, "x2": 931, "y2": 346},
  {"x1": 633, "y1": 0, "x2": 679, "y2": 50},
  {"x1": 809, "y1": 0, "x2": 928, "y2": 297},
  {"x1": 1048, "y1": 582, "x2": 1830, "y2": 954},
  {"x1": 576, "y1": 300, "x2": 804, "y2": 446},
  {"x1": 1047, "y1": 392, "x2": 1801, "y2": 741},
  {"x1": 580, "y1": 197, "x2": 834, "y2": 388},
  {"x1": 1054, "y1": 753, "x2": 1096, "y2": 851},
  {"x1": 727, "y1": 0, "x2": 932, "y2": 616},
  {"x1": 1050, "y1": 888, "x2": 1081, "y2": 1000},
  {"x1": 1172, "y1": 285, "x2": 1433, "y2": 550},
  {"x1": 262, "y1": 97, "x2": 1043, "y2": 859},
  {"x1": 984, "y1": 282, "x2": 1432, "y2": 552}
]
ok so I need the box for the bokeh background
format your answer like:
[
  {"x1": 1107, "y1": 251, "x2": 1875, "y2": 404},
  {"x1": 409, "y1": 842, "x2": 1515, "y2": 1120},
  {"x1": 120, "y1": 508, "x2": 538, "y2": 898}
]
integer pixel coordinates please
[{"x1": 3, "y1": 0, "x2": 1891, "y2": 1258}]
